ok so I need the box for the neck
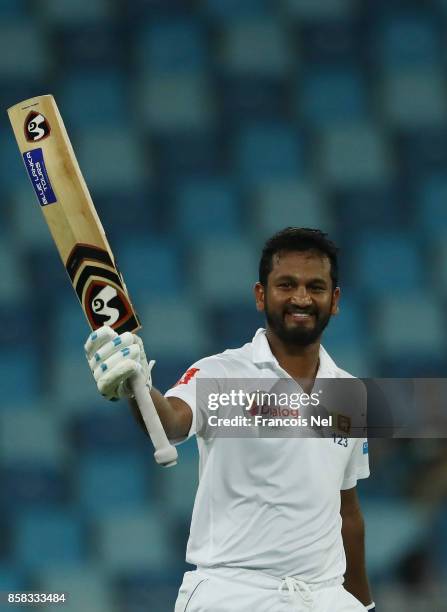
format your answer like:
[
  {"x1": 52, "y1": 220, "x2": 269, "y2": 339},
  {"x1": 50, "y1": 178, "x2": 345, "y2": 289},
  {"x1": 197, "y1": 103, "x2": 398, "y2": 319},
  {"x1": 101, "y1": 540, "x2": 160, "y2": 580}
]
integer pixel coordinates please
[{"x1": 265, "y1": 327, "x2": 321, "y2": 384}]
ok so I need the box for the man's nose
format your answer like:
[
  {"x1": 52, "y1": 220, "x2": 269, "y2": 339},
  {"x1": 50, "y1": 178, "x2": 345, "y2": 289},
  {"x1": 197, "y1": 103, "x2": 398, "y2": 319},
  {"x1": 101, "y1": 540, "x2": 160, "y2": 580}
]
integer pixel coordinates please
[{"x1": 291, "y1": 287, "x2": 312, "y2": 306}]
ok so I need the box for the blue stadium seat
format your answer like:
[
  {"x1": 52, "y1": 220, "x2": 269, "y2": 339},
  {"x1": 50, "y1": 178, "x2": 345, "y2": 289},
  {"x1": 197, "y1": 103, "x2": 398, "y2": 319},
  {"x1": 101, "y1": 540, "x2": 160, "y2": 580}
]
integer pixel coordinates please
[
  {"x1": 155, "y1": 132, "x2": 220, "y2": 179},
  {"x1": 373, "y1": 295, "x2": 445, "y2": 357},
  {"x1": 382, "y1": 69, "x2": 446, "y2": 128},
  {"x1": 54, "y1": 23, "x2": 120, "y2": 69},
  {"x1": 0, "y1": 0, "x2": 25, "y2": 17},
  {"x1": 137, "y1": 19, "x2": 206, "y2": 74},
  {"x1": 139, "y1": 74, "x2": 215, "y2": 133},
  {"x1": 75, "y1": 128, "x2": 146, "y2": 192},
  {"x1": 15, "y1": 511, "x2": 85, "y2": 569},
  {"x1": 209, "y1": 302, "x2": 264, "y2": 353},
  {"x1": 174, "y1": 178, "x2": 241, "y2": 238},
  {"x1": 352, "y1": 232, "x2": 424, "y2": 296},
  {"x1": 139, "y1": 297, "x2": 208, "y2": 357},
  {"x1": 324, "y1": 292, "x2": 367, "y2": 349},
  {"x1": 300, "y1": 67, "x2": 367, "y2": 125},
  {"x1": 41, "y1": 0, "x2": 111, "y2": 24},
  {"x1": 0, "y1": 349, "x2": 40, "y2": 403},
  {"x1": 77, "y1": 453, "x2": 147, "y2": 514},
  {"x1": 283, "y1": 0, "x2": 354, "y2": 21},
  {"x1": 1, "y1": 461, "x2": 67, "y2": 512},
  {"x1": 398, "y1": 127, "x2": 447, "y2": 177},
  {"x1": 324, "y1": 345, "x2": 374, "y2": 378},
  {"x1": 97, "y1": 508, "x2": 176, "y2": 570},
  {"x1": 319, "y1": 122, "x2": 390, "y2": 188},
  {"x1": 416, "y1": 175, "x2": 447, "y2": 238},
  {"x1": 193, "y1": 238, "x2": 258, "y2": 304},
  {"x1": 116, "y1": 569, "x2": 183, "y2": 612},
  {"x1": 205, "y1": 0, "x2": 271, "y2": 20},
  {"x1": 375, "y1": 12, "x2": 441, "y2": 68},
  {"x1": 300, "y1": 20, "x2": 360, "y2": 64},
  {"x1": 0, "y1": 565, "x2": 28, "y2": 593},
  {"x1": 236, "y1": 123, "x2": 304, "y2": 184},
  {"x1": 252, "y1": 179, "x2": 334, "y2": 236},
  {"x1": 218, "y1": 75, "x2": 287, "y2": 122},
  {"x1": 36, "y1": 567, "x2": 113, "y2": 612},
  {"x1": 162, "y1": 453, "x2": 198, "y2": 517},
  {"x1": 432, "y1": 240, "x2": 447, "y2": 294},
  {"x1": 117, "y1": 238, "x2": 183, "y2": 302},
  {"x1": 52, "y1": 353, "x2": 97, "y2": 406},
  {"x1": 337, "y1": 184, "x2": 403, "y2": 234},
  {"x1": 71, "y1": 408, "x2": 144, "y2": 454},
  {"x1": 151, "y1": 357, "x2": 201, "y2": 394},
  {"x1": 0, "y1": 411, "x2": 64, "y2": 463},
  {"x1": 0, "y1": 22, "x2": 49, "y2": 79},
  {"x1": 378, "y1": 354, "x2": 446, "y2": 377},
  {"x1": 57, "y1": 72, "x2": 128, "y2": 127},
  {"x1": 220, "y1": 19, "x2": 290, "y2": 77}
]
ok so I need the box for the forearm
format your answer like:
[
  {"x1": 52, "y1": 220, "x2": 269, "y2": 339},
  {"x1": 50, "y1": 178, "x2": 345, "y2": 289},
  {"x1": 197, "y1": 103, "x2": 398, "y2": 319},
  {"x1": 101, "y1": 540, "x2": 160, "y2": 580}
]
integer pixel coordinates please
[
  {"x1": 128, "y1": 387, "x2": 191, "y2": 440},
  {"x1": 342, "y1": 513, "x2": 373, "y2": 607}
]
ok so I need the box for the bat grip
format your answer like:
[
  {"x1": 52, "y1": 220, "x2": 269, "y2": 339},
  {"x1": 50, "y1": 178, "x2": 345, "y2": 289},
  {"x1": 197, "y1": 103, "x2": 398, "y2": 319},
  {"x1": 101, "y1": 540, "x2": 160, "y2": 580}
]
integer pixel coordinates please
[{"x1": 130, "y1": 373, "x2": 178, "y2": 467}]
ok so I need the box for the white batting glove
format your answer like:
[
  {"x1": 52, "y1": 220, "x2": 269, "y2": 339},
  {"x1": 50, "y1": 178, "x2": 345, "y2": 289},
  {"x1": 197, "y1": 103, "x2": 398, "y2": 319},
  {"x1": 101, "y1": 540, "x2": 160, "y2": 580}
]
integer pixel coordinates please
[{"x1": 84, "y1": 326, "x2": 154, "y2": 401}]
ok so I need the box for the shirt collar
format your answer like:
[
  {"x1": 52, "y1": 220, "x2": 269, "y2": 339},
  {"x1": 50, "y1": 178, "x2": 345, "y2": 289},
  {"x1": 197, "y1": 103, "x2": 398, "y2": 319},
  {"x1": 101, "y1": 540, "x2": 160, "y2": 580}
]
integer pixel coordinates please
[{"x1": 251, "y1": 328, "x2": 339, "y2": 377}]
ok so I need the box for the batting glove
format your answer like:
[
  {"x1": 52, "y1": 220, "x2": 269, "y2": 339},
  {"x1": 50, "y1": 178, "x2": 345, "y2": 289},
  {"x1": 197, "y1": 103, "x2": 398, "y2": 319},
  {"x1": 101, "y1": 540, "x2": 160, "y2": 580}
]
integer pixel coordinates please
[{"x1": 84, "y1": 325, "x2": 154, "y2": 401}]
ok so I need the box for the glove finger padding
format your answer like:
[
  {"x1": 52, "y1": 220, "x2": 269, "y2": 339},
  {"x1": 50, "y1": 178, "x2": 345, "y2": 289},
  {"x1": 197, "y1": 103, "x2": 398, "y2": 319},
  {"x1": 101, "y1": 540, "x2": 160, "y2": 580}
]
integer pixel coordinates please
[
  {"x1": 98, "y1": 359, "x2": 141, "y2": 400},
  {"x1": 92, "y1": 343, "x2": 141, "y2": 383},
  {"x1": 84, "y1": 326, "x2": 117, "y2": 360},
  {"x1": 88, "y1": 331, "x2": 135, "y2": 371}
]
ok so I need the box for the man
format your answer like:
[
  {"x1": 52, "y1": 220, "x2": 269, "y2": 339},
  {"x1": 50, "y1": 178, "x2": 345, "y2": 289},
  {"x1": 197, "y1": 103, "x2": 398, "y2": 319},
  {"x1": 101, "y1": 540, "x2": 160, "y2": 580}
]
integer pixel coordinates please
[{"x1": 85, "y1": 228, "x2": 375, "y2": 611}]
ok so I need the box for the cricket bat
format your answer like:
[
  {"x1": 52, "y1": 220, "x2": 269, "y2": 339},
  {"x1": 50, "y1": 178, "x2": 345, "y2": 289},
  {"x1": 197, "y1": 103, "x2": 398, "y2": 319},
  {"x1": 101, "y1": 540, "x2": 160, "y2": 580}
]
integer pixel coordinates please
[{"x1": 8, "y1": 94, "x2": 177, "y2": 467}]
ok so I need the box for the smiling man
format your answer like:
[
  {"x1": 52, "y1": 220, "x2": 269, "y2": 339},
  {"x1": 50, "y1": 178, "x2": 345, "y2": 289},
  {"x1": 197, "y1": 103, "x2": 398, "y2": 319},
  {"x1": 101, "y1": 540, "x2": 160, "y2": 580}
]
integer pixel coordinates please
[{"x1": 85, "y1": 227, "x2": 374, "y2": 612}]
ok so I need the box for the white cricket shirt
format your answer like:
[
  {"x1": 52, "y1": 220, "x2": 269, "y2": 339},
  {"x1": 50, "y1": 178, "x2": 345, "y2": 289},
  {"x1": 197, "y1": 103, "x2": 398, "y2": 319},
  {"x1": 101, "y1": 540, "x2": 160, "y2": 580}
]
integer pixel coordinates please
[{"x1": 165, "y1": 328, "x2": 369, "y2": 583}]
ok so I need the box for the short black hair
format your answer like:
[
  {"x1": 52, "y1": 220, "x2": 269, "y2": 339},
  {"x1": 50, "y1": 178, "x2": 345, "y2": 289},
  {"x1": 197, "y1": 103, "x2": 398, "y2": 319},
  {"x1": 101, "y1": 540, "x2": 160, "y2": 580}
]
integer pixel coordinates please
[{"x1": 259, "y1": 227, "x2": 339, "y2": 288}]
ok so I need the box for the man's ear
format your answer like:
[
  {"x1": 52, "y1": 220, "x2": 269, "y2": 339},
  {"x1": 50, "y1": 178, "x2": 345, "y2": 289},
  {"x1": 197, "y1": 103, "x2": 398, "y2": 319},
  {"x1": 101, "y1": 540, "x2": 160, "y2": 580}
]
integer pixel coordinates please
[
  {"x1": 331, "y1": 286, "x2": 341, "y2": 315},
  {"x1": 254, "y1": 282, "x2": 265, "y2": 312}
]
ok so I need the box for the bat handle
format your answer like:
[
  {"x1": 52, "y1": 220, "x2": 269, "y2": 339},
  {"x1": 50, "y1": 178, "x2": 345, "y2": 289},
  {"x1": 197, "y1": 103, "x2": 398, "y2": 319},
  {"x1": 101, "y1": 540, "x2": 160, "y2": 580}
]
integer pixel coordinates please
[{"x1": 130, "y1": 373, "x2": 178, "y2": 467}]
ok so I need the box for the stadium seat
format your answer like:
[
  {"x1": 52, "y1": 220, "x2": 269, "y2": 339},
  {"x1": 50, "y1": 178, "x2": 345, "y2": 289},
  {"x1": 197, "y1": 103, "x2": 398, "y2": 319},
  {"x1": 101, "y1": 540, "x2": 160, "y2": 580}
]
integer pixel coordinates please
[
  {"x1": 162, "y1": 453, "x2": 198, "y2": 517},
  {"x1": 140, "y1": 297, "x2": 208, "y2": 357},
  {"x1": 373, "y1": 295, "x2": 445, "y2": 356},
  {"x1": 193, "y1": 238, "x2": 258, "y2": 304},
  {"x1": 174, "y1": 178, "x2": 241, "y2": 239},
  {"x1": 36, "y1": 567, "x2": 113, "y2": 612},
  {"x1": 57, "y1": 72, "x2": 128, "y2": 127},
  {"x1": 52, "y1": 23, "x2": 120, "y2": 69},
  {"x1": 375, "y1": 11, "x2": 441, "y2": 68},
  {"x1": 210, "y1": 301, "x2": 264, "y2": 352},
  {"x1": 282, "y1": 0, "x2": 354, "y2": 21},
  {"x1": 235, "y1": 123, "x2": 304, "y2": 184},
  {"x1": 40, "y1": 0, "x2": 111, "y2": 24},
  {"x1": 15, "y1": 510, "x2": 85, "y2": 569},
  {"x1": 217, "y1": 74, "x2": 287, "y2": 122},
  {"x1": 323, "y1": 292, "x2": 367, "y2": 349},
  {"x1": 0, "y1": 349, "x2": 40, "y2": 403},
  {"x1": 97, "y1": 508, "x2": 176, "y2": 570},
  {"x1": 352, "y1": 232, "x2": 424, "y2": 296},
  {"x1": 137, "y1": 19, "x2": 206, "y2": 74},
  {"x1": 205, "y1": 0, "x2": 271, "y2": 20},
  {"x1": 1, "y1": 461, "x2": 67, "y2": 512},
  {"x1": 0, "y1": 410, "x2": 65, "y2": 463},
  {"x1": 138, "y1": 74, "x2": 215, "y2": 133},
  {"x1": 252, "y1": 179, "x2": 334, "y2": 236},
  {"x1": 397, "y1": 127, "x2": 447, "y2": 177},
  {"x1": 155, "y1": 131, "x2": 220, "y2": 179},
  {"x1": 77, "y1": 452, "x2": 148, "y2": 515},
  {"x1": 71, "y1": 408, "x2": 144, "y2": 454},
  {"x1": 416, "y1": 175, "x2": 447, "y2": 238},
  {"x1": 220, "y1": 19, "x2": 290, "y2": 77},
  {"x1": 319, "y1": 122, "x2": 390, "y2": 188},
  {"x1": 0, "y1": 22, "x2": 49, "y2": 79},
  {"x1": 337, "y1": 184, "x2": 403, "y2": 234},
  {"x1": 75, "y1": 128, "x2": 146, "y2": 192},
  {"x1": 299, "y1": 67, "x2": 367, "y2": 125},
  {"x1": 381, "y1": 69, "x2": 446, "y2": 128},
  {"x1": 0, "y1": 0, "x2": 25, "y2": 17},
  {"x1": 300, "y1": 20, "x2": 360, "y2": 64}
]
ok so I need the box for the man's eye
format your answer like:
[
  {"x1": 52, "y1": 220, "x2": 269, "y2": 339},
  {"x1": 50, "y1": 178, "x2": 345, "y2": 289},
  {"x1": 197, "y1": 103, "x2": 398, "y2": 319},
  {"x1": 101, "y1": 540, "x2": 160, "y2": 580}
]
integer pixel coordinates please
[
  {"x1": 310, "y1": 286, "x2": 325, "y2": 292},
  {"x1": 278, "y1": 282, "x2": 292, "y2": 289}
]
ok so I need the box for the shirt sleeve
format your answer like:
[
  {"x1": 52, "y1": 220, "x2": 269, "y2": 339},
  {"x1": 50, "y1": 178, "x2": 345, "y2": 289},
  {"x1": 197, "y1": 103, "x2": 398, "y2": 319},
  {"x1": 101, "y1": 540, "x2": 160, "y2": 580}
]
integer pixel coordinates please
[
  {"x1": 341, "y1": 438, "x2": 370, "y2": 490},
  {"x1": 164, "y1": 356, "x2": 225, "y2": 443}
]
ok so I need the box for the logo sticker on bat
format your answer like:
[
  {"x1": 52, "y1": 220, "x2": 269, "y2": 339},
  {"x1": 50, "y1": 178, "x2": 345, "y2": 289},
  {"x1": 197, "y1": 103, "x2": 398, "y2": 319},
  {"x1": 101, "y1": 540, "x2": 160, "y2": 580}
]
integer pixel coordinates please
[
  {"x1": 66, "y1": 244, "x2": 140, "y2": 334},
  {"x1": 24, "y1": 111, "x2": 51, "y2": 142}
]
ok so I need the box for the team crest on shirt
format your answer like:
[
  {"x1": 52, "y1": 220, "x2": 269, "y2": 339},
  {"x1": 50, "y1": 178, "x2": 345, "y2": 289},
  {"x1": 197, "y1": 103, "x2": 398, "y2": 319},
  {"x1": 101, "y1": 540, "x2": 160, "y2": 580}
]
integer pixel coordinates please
[{"x1": 330, "y1": 412, "x2": 351, "y2": 435}]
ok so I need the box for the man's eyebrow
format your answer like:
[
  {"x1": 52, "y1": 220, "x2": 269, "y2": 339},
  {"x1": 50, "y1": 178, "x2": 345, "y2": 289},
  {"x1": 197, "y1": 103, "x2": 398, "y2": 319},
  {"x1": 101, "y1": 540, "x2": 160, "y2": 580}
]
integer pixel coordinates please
[{"x1": 274, "y1": 274, "x2": 328, "y2": 285}]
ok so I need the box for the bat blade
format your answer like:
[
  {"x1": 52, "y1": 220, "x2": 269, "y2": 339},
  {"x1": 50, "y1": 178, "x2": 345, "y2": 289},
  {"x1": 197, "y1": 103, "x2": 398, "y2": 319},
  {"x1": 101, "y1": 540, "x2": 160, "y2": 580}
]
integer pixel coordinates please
[{"x1": 7, "y1": 94, "x2": 140, "y2": 334}]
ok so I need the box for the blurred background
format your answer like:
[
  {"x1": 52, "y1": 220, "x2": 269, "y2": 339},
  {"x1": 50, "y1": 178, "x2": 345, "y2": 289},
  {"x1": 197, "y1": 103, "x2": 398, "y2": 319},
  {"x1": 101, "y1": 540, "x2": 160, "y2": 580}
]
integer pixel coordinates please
[{"x1": 0, "y1": 0, "x2": 447, "y2": 610}]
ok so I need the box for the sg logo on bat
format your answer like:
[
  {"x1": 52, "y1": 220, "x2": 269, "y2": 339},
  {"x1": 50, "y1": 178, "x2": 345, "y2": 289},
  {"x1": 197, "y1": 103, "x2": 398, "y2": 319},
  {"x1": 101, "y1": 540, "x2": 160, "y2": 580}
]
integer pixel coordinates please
[{"x1": 24, "y1": 111, "x2": 51, "y2": 142}]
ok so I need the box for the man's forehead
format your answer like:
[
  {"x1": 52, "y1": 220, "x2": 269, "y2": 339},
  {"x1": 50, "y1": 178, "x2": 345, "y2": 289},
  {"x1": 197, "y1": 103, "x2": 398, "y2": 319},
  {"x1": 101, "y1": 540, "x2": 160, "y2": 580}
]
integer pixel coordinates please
[{"x1": 271, "y1": 250, "x2": 331, "y2": 274}]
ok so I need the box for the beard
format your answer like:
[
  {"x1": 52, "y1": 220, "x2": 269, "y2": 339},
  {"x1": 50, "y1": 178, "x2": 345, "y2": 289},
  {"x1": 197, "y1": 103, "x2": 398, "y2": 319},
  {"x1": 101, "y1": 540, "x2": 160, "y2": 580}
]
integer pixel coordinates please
[{"x1": 264, "y1": 300, "x2": 332, "y2": 347}]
